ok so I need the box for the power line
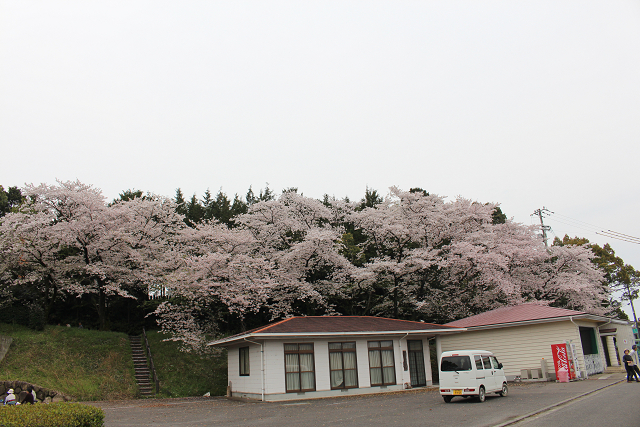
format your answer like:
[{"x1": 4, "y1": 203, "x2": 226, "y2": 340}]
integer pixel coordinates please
[
  {"x1": 548, "y1": 212, "x2": 605, "y2": 232},
  {"x1": 548, "y1": 212, "x2": 640, "y2": 242},
  {"x1": 601, "y1": 230, "x2": 640, "y2": 243},
  {"x1": 595, "y1": 232, "x2": 640, "y2": 245},
  {"x1": 543, "y1": 217, "x2": 604, "y2": 238},
  {"x1": 543, "y1": 210, "x2": 640, "y2": 245}
]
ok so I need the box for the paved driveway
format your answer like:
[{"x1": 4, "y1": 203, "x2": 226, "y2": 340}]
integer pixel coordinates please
[{"x1": 92, "y1": 375, "x2": 626, "y2": 427}]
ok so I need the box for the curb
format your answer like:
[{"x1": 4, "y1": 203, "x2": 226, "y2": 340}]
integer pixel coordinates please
[{"x1": 492, "y1": 378, "x2": 626, "y2": 427}]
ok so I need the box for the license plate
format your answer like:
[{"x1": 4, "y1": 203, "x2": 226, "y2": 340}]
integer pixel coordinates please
[{"x1": 453, "y1": 389, "x2": 462, "y2": 395}]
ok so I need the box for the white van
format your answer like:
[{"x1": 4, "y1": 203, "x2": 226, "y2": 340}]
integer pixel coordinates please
[{"x1": 439, "y1": 350, "x2": 508, "y2": 403}]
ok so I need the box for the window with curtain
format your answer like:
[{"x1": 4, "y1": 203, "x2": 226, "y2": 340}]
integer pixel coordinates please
[
  {"x1": 284, "y1": 343, "x2": 315, "y2": 392},
  {"x1": 239, "y1": 346, "x2": 250, "y2": 376},
  {"x1": 329, "y1": 342, "x2": 358, "y2": 389},
  {"x1": 368, "y1": 341, "x2": 396, "y2": 386}
]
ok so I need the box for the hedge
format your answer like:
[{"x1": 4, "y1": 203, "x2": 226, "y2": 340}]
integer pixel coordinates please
[{"x1": 0, "y1": 402, "x2": 104, "y2": 427}]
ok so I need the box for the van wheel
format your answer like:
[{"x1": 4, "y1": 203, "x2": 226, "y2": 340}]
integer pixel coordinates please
[
  {"x1": 478, "y1": 386, "x2": 486, "y2": 403},
  {"x1": 443, "y1": 396, "x2": 453, "y2": 403},
  {"x1": 499, "y1": 383, "x2": 508, "y2": 397}
]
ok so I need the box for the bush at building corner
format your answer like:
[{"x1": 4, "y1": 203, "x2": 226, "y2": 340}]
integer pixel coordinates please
[{"x1": 0, "y1": 402, "x2": 104, "y2": 427}]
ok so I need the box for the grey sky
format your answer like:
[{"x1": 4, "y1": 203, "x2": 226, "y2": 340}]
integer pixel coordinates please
[{"x1": 2, "y1": 1, "x2": 639, "y2": 315}]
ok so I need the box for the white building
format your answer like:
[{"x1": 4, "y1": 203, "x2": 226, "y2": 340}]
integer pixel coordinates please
[
  {"x1": 208, "y1": 316, "x2": 464, "y2": 401},
  {"x1": 437, "y1": 304, "x2": 632, "y2": 380}
]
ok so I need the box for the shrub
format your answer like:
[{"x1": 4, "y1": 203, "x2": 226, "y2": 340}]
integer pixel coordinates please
[{"x1": 0, "y1": 402, "x2": 104, "y2": 427}]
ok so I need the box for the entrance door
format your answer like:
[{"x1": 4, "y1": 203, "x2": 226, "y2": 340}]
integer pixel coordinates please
[
  {"x1": 601, "y1": 336, "x2": 611, "y2": 366},
  {"x1": 408, "y1": 340, "x2": 427, "y2": 387}
]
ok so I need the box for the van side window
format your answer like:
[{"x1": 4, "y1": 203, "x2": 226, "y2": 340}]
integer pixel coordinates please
[
  {"x1": 474, "y1": 355, "x2": 484, "y2": 370},
  {"x1": 482, "y1": 356, "x2": 492, "y2": 369},
  {"x1": 490, "y1": 356, "x2": 500, "y2": 369}
]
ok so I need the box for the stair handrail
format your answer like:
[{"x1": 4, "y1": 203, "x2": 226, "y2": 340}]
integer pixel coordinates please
[{"x1": 142, "y1": 327, "x2": 160, "y2": 394}]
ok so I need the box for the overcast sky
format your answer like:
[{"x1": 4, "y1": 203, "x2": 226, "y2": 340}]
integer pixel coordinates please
[{"x1": 2, "y1": 1, "x2": 639, "y2": 316}]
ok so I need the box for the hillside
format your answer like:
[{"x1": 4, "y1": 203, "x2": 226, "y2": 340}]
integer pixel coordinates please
[
  {"x1": 145, "y1": 331, "x2": 227, "y2": 398},
  {"x1": 0, "y1": 324, "x2": 227, "y2": 401}
]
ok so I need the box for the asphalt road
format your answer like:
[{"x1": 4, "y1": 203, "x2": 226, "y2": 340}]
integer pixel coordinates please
[
  {"x1": 92, "y1": 375, "x2": 630, "y2": 427},
  {"x1": 513, "y1": 379, "x2": 640, "y2": 427}
]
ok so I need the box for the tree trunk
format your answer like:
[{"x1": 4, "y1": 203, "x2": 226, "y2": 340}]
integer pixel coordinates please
[
  {"x1": 393, "y1": 278, "x2": 399, "y2": 318},
  {"x1": 96, "y1": 281, "x2": 107, "y2": 330},
  {"x1": 624, "y1": 283, "x2": 639, "y2": 335},
  {"x1": 42, "y1": 276, "x2": 58, "y2": 323}
]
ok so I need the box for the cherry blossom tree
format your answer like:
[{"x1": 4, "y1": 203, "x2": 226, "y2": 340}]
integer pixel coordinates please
[
  {"x1": 0, "y1": 180, "x2": 186, "y2": 329},
  {"x1": 236, "y1": 191, "x2": 352, "y2": 306},
  {"x1": 0, "y1": 181, "x2": 612, "y2": 349},
  {"x1": 151, "y1": 191, "x2": 355, "y2": 350},
  {"x1": 152, "y1": 223, "x2": 288, "y2": 350},
  {"x1": 345, "y1": 187, "x2": 607, "y2": 322},
  {"x1": 0, "y1": 209, "x2": 67, "y2": 325},
  {"x1": 146, "y1": 187, "x2": 610, "y2": 344}
]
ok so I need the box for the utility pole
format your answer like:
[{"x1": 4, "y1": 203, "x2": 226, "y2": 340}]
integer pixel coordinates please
[{"x1": 532, "y1": 207, "x2": 552, "y2": 248}]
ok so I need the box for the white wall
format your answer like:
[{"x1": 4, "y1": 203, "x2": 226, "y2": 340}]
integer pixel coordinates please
[
  {"x1": 227, "y1": 343, "x2": 263, "y2": 396},
  {"x1": 615, "y1": 322, "x2": 636, "y2": 362},
  {"x1": 438, "y1": 320, "x2": 594, "y2": 378},
  {"x1": 225, "y1": 335, "x2": 433, "y2": 401}
]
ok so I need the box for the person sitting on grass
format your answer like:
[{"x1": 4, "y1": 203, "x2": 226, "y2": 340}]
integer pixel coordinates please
[
  {"x1": 3, "y1": 388, "x2": 17, "y2": 405},
  {"x1": 22, "y1": 386, "x2": 36, "y2": 404}
]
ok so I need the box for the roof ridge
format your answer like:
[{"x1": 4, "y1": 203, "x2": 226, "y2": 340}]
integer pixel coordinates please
[
  {"x1": 464, "y1": 304, "x2": 586, "y2": 315},
  {"x1": 255, "y1": 317, "x2": 295, "y2": 333},
  {"x1": 268, "y1": 315, "x2": 453, "y2": 327},
  {"x1": 369, "y1": 316, "x2": 453, "y2": 328},
  {"x1": 446, "y1": 304, "x2": 594, "y2": 327}
]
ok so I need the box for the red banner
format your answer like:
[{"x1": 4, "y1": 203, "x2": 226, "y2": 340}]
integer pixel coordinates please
[{"x1": 551, "y1": 343, "x2": 570, "y2": 382}]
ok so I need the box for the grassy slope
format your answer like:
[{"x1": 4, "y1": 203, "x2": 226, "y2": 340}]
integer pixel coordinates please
[
  {"x1": 0, "y1": 324, "x2": 228, "y2": 400},
  {"x1": 0, "y1": 324, "x2": 138, "y2": 401},
  {"x1": 145, "y1": 330, "x2": 227, "y2": 398}
]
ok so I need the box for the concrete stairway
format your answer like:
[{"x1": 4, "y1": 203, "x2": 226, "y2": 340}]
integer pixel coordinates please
[
  {"x1": 129, "y1": 335, "x2": 153, "y2": 396},
  {"x1": 604, "y1": 365, "x2": 626, "y2": 374}
]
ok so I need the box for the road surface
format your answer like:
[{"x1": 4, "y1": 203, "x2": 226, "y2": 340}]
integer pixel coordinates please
[{"x1": 92, "y1": 375, "x2": 629, "y2": 427}]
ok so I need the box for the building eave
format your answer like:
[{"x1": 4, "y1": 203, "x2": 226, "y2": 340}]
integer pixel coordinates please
[
  {"x1": 207, "y1": 328, "x2": 466, "y2": 347},
  {"x1": 457, "y1": 314, "x2": 627, "y2": 332}
]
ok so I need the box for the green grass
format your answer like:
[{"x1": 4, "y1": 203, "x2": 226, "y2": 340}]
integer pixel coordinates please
[
  {"x1": 0, "y1": 324, "x2": 228, "y2": 400},
  {"x1": 145, "y1": 331, "x2": 227, "y2": 398},
  {"x1": 0, "y1": 324, "x2": 138, "y2": 401}
]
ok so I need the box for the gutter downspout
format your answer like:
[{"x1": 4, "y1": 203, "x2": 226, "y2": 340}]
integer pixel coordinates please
[
  {"x1": 244, "y1": 338, "x2": 265, "y2": 402},
  {"x1": 569, "y1": 315, "x2": 577, "y2": 329}
]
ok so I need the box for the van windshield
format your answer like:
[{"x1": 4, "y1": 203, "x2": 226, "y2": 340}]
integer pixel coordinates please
[{"x1": 441, "y1": 356, "x2": 472, "y2": 371}]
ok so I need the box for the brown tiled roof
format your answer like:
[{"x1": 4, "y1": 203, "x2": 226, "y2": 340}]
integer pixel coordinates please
[
  {"x1": 209, "y1": 316, "x2": 462, "y2": 346},
  {"x1": 446, "y1": 304, "x2": 588, "y2": 328},
  {"x1": 254, "y1": 316, "x2": 460, "y2": 333}
]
